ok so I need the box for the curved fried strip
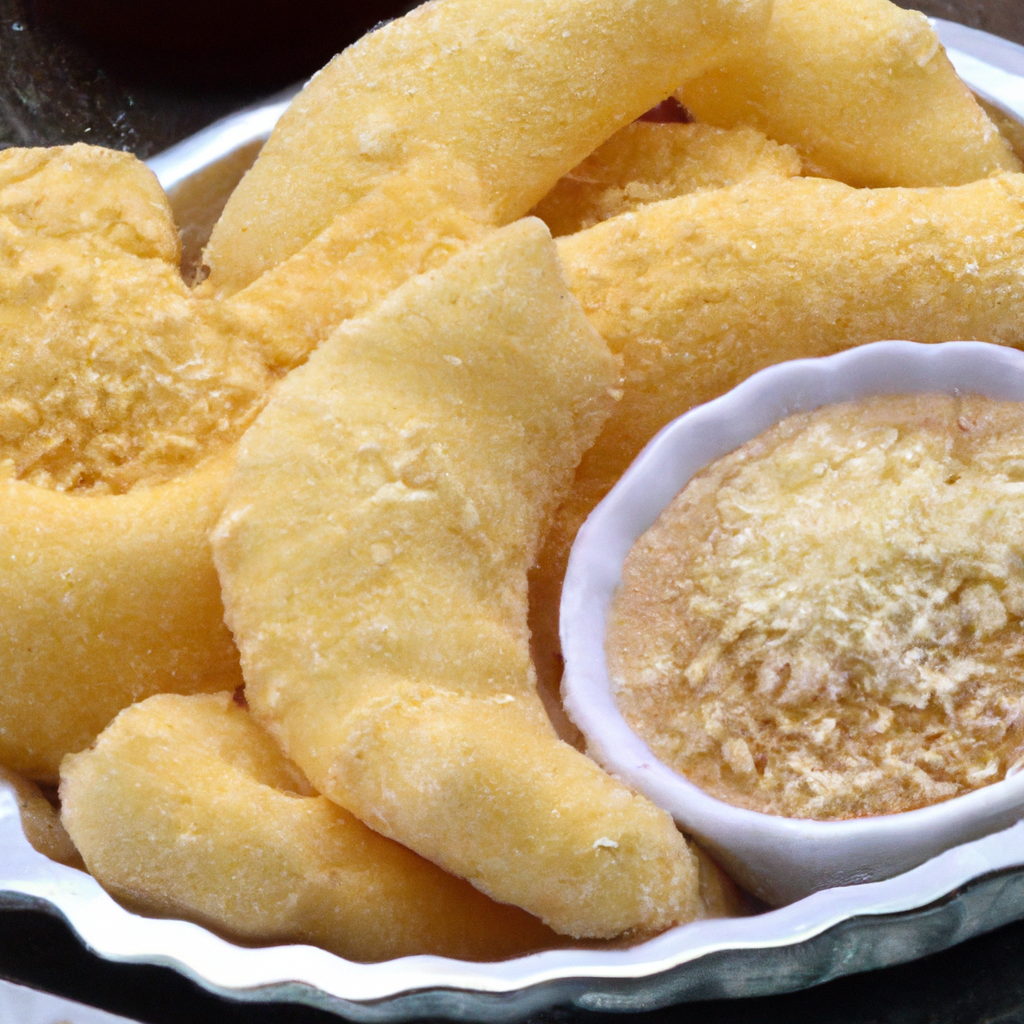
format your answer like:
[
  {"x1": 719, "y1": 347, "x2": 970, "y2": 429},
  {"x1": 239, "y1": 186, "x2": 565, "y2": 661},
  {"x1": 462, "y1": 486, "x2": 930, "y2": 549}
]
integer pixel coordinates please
[
  {"x1": 979, "y1": 99, "x2": 1024, "y2": 165},
  {"x1": 531, "y1": 172, "x2": 1024, "y2": 692},
  {"x1": 0, "y1": 146, "x2": 268, "y2": 494},
  {"x1": 678, "y1": 0, "x2": 1020, "y2": 188},
  {"x1": 218, "y1": 155, "x2": 492, "y2": 373},
  {"x1": 0, "y1": 145, "x2": 270, "y2": 779},
  {"x1": 213, "y1": 220, "x2": 700, "y2": 939},
  {"x1": 60, "y1": 693, "x2": 561, "y2": 962},
  {"x1": 0, "y1": 453, "x2": 243, "y2": 781},
  {"x1": 203, "y1": 0, "x2": 772, "y2": 294}
]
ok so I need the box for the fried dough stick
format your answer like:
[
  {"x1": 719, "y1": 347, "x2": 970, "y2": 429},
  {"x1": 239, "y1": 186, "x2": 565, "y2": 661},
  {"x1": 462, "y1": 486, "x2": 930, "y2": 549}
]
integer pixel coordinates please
[
  {"x1": 531, "y1": 172, "x2": 1024, "y2": 693},
  {"x1": 213, "y1": 220, "x2": 700, "y2": 939},
  {"x1": 60, "y1": 693, "x2": 562, "y2": 962},
  {"x1": 678, "y1": 0, "x2": 1020, "y2": 187},
  {"x1": 0, "y1": 145, "x2": 268, "y2": 780},
  {"x1": 203, "y1": 0, "x2": 772, "y2": 294}
]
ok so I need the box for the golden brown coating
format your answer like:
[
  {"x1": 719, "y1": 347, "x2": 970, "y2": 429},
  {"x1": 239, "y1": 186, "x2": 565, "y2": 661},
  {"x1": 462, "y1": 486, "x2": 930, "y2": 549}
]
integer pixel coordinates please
[
  {"x1": 979, "y1": 99, "x2": 1024, "y2": 165},
  {"x1": 0, "y1": 145, "x2": 268, "y2": 494},
  {"x1": 0, "y1": 765, "x2": 82, "y2": 868},
  {"x1": 531, "y1": 172, "x2": 1024, "y2": 698},
  {"x1": 202, "y1": 0, "x2": 772, "y2": 294},
  {"x1": 60, "y1": 693, "x2": 561, "y2": 961},
  {"x1": 678, "y1": 0, "x2": 1020, "y2": 188},
  {"x1": 217, "y1": 156, "x2": 491, "y2": 373},
  {"x1": 608, "y1": 395, "x2": 1024, "y2": 821},
  {"x1": 214, "y1": 220, "x2": 702, "y2": 939},
  {"x1": 0, "y1": 145, "x2": 268, "y2": 780},
  {"x1": 531, "y1": 121, "x2": 801, "y2": 237},
  {"x1": 0, "y1": 453, "x2": 243, "y2": 781}
]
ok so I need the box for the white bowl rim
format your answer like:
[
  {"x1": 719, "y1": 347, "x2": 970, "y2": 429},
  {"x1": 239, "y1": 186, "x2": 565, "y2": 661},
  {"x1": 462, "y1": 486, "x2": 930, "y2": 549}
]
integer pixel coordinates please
[{"x1": 561, "y1": 340, "x2": 1024, "y2": 903}]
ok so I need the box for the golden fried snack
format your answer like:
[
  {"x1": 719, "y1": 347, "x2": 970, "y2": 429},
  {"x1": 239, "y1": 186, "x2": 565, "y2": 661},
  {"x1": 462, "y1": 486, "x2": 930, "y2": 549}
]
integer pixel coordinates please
[
  {"x1": 609, "y1": 395, "x2": 1024, "y2": 820},
  {"x1": 0, "y1": 765, "x2": 82, "y2": 869},
  {"x1": 531, "y1": 172, "x2": 1024, "y2": 693},
  {"x1": 692, "y1": 844, "x2": 751, "y2": 918},
  {"x1": 218, "y1": 156, "x2": 491, "y2": 373},
  {"x1": 979, "y1": 98, "x2": 1024, "y2": 164},
  {"x1": 531, "y1": 121, "x2": 801, "y2": 237},
  {"x1": 0, "y1": 146, "x2": 268, "y2": 494},
  {"x1": 214, "y1": 220, "x2": 701, "y2": 939},
  {"x1": 203, "y1": 0, "x2": 772, "y2": 294},
  {"x1": 0, "y1": 145, "x2": 269, "y2": 780},
  {"x1": 60, "y1": 692, "x2": 562, "y2": 962},
  {"x1": 0, "y1": 453, "x2": 244, "y2": 781},
  {"x1": 678, "y1": 0, "x2": 1020, "y2": 187}
]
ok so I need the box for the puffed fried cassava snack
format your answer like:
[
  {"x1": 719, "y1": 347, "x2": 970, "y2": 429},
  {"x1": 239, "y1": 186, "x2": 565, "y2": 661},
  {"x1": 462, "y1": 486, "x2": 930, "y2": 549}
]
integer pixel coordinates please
[
  {"x1": 0, "y1": 145, "x2": 271, "y2": 780},
  {"x1": 980, "y1": 99, "x2": 1024, "y2": 164},
  {"x1": 202, "y1": 0, "x2": 772, "y2": 294},
  {"x1": 60, "y1": 693, "x2": 562, "y2": 962},
  {"x1": 531, "y1": 121, "x2": 801, "y2": 237},
  {"x1": 218, "y1": 155, "x2": 492, "y2": 373},
  {"x1": 531, "y1": 172, "x2": 1024, "y2": 692},
  {"x1": 0, "y1": 145, "x2": 268, "y2": 494},
  {"x1": 677, "y1": 0, "x2": 1020, "y2": 187},
  {"x1": 213, "y1": 220, "x2": 702, "y2": 940}
]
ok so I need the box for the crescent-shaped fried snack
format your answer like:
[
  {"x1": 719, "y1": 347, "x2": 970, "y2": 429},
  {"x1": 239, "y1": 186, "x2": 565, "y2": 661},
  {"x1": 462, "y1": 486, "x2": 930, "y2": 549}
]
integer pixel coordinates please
[
  {"x1": 0, "y1": 145, "x2": 267, "y2": 780},
  {"x1": 213, "y1": 219, "x2": 701, "y2": 939},
  {"x1": 0, "y1": 146, "x2": 268, "y2": 494},
  {"x1": 530, "y1": 121, "x2": 801, "y2": 237},
  {"x1": 60, "y1": 693, "x2": 562, "y2": 962},
  {"x1": 0, "y1": 454, "x2": 244, "y2": 780},
  {"x1": 202, "y1": 0, "x2": 772, "y2": 294},
  {"x1": 979, "y1": 99, "x2": 1024, "y2": 165},
  {"x1": 677, "y1": 0, "x2": 1020, "y2": 187},
  {"x1": 531, "y1": 172, "x2": 1024, "y2": 693}
]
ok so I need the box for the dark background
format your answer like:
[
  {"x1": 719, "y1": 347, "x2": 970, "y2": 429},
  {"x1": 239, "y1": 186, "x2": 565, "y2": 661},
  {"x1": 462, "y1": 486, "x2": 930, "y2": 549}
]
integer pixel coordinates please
[{"x1": 2, "y1": 0, "x2": 1024, "y2": 1021}]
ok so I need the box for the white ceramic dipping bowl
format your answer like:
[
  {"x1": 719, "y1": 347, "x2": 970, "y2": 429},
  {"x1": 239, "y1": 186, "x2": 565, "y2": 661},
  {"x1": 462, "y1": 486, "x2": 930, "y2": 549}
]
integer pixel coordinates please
[{"x1": 561, "y1": 340, "x2": 1024, "y2": 907}]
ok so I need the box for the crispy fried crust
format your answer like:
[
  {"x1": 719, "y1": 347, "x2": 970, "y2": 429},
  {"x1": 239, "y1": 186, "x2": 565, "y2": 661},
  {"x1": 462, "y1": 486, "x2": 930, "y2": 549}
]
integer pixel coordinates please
[
  {"x1": 203, "y1": 0, "x2": 772, "y2": 294},
  {"x1": 0, "y1": 454, "x2": 243, "y2": 781},
  {"x1": 0, "y1": 765, "x2": 82, "y2": 868},
  {"x1": 60, "y1": 693, "x2": 561, "y2": 961},
  {"x1": 531, "y1": 122, "x2": 801, "y2": 237},
  {"x1": 0, "y1": 146, "x2": 267, "y2": 780},
  {"x1": 532, "y1": 172, "x2": 1024, "y2": 697},
  {"x1": 216, "y1": 156, "x2": 492, "y2": 373},
  {"x1": 213, "y1": 220, "x2": 701, "y2": 939},
  {"x1": 678, "y1": 0, "x2": 1020, "y2": 187},
  {"x1": 0, "y1": 145, "x2": 268, "y2": 494}
]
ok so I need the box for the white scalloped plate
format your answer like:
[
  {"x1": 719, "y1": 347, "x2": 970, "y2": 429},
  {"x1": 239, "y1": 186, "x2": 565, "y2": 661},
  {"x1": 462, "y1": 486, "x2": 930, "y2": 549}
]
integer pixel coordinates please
[{"x1": 2, "y1": 17, "x2": 1024, "y2": 1023}]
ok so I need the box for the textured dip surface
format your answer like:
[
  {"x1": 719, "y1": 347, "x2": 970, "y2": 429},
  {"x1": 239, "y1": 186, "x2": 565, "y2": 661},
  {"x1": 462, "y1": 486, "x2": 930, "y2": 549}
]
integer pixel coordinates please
[{"x1": 608, "y1": 394, "x2": 1024, "y2": 820}]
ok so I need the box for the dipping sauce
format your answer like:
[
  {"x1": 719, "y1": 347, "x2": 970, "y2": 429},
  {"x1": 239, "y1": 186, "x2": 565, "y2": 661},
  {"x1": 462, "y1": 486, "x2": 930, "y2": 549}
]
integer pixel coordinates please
[{"x1": 607, "y1": 393, "x2": 1024, "y2": 820}]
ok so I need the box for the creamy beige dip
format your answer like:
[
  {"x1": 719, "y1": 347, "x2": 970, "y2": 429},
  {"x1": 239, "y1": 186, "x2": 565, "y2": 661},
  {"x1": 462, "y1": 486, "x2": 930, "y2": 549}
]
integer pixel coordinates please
[{"x1": 607, "y1": 393, "x2": 1024, "y2": 820}]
